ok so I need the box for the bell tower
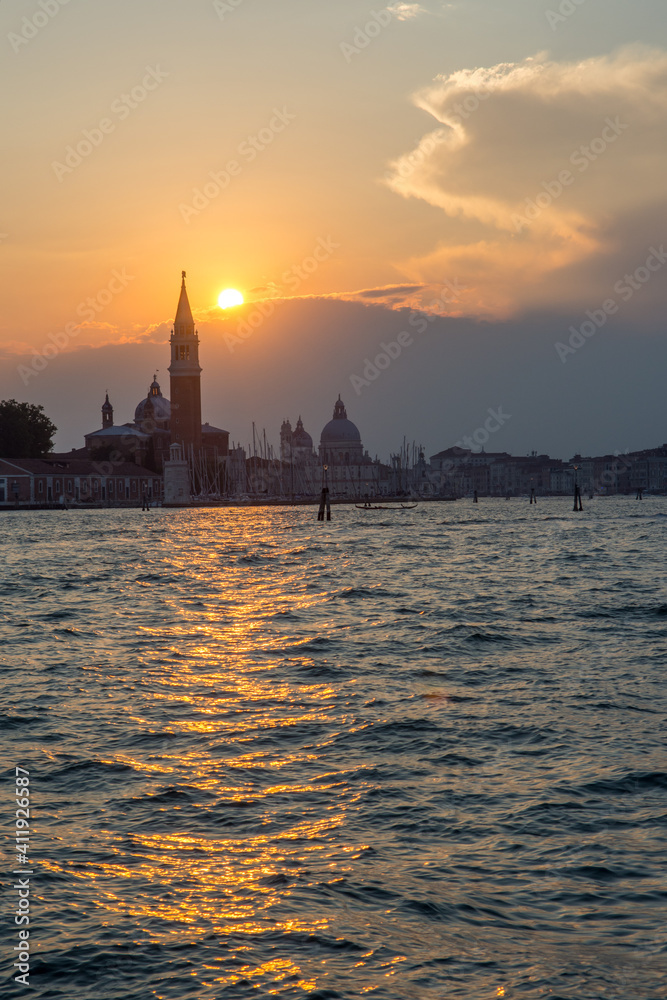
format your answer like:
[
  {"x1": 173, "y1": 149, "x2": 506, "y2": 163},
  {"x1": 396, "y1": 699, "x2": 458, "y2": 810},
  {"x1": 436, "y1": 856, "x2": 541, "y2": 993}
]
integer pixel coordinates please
[
  {"x1": 102, "y1": 392, "x2": 113, "y2": 429},
  {"x1": 168, "y1": 271, "x2": 202, "y2": 455}
]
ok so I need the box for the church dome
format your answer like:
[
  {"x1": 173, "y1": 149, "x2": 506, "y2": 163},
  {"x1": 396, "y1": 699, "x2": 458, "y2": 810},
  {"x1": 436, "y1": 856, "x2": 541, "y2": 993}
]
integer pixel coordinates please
[
  {"x1": 135, "y1": 376, "x2": 171, "y2": 423},
  {"x1": 293, "y1": 416, "x2": 313, "y2": 449},
  {"x1": 320, "y1": 396, "x2": 361, "y2": 444}
]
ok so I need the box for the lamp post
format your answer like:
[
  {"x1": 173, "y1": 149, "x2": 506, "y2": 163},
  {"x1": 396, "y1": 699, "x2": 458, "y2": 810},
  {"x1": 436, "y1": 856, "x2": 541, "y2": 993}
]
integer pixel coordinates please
[{"x1": 318, "y1": 465, "x2": 331, "y2": 521}]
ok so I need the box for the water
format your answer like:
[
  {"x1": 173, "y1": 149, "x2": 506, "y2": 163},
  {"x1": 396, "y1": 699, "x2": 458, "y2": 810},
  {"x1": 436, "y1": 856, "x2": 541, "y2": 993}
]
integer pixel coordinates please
[{"x1": 1, "y1": 498, "x2": 666, "y2": 1000}]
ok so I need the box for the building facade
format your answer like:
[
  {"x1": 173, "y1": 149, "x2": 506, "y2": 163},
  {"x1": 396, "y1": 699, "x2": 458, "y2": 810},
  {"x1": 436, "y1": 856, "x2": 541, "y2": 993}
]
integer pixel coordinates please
[{"x1": 0, "y1": 457, "x2": 162, "y2": 507}]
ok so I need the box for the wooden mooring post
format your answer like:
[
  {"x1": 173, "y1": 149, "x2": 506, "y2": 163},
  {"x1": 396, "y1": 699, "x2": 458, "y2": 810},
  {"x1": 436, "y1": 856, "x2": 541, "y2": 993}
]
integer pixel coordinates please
[{"x1": 317, "y1": 487, "x2": 331, "y2": 521}]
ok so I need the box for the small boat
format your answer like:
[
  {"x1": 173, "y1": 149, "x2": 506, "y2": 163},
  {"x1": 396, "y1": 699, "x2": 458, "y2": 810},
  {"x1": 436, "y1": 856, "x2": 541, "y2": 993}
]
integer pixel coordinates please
[{"x1": 355, "y1": 502, "x2": 417, "y2": 510}]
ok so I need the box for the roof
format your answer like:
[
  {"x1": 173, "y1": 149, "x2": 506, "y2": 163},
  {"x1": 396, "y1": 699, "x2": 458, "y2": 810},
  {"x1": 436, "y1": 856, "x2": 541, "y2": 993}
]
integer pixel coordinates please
[
  {"x1": 202, "y1": 423, "x2": 229, "y2": 435},
  {"x1": 430, "y1": 448, "x2": 512, "y2": 461},
  {"x1": 85, "y1": 424, "x2": 149, "y2": 441},
  {"x1": 430, "y1": 447, "x2": 471, "y2": 460},
  {"x1": 0, "y1": 457, "x2": 159, "y2": 477}
]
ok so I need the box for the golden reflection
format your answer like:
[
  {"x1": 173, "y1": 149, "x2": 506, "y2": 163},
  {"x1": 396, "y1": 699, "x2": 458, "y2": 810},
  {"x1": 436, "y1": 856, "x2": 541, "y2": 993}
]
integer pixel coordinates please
[{"x1": 62, "y1": 518, "x2": 384, "y2": 993}]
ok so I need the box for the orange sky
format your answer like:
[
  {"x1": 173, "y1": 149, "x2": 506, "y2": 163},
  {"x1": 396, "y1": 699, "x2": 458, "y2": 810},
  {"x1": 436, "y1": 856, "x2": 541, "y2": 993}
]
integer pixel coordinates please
[{"x1": 2, "y1": 1, "x2": 667, "y2": 456}]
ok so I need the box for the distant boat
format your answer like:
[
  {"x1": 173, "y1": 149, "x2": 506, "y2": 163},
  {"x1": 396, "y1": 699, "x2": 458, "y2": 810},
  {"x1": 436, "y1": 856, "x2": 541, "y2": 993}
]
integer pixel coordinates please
[{"x1": 355, "y1": 502, "x2": 417, "y2": 510}]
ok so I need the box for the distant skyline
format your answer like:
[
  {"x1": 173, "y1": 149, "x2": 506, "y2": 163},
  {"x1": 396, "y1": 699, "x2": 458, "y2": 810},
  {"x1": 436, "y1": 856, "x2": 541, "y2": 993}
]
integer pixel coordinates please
[{"x1": 1, "y1": 0, "x2": 667, "y2": 457}]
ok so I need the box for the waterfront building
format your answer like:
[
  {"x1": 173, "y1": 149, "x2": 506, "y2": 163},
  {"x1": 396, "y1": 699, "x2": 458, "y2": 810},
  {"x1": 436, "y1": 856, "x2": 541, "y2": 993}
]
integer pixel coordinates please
[{"x1": 0, "y1": 456, "x2": 161, "y2": 507}]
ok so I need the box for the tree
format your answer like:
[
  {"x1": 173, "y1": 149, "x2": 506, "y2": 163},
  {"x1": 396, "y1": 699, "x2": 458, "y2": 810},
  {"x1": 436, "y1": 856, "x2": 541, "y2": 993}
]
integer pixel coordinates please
[{"x1": 0, "y1": 399, "x2": 57, "y2": 458}]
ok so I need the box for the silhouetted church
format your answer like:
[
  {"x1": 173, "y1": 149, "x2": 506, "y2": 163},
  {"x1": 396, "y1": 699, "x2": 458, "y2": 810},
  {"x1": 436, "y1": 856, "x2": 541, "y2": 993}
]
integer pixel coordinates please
[{"x1": 84, "y1": 273, "x2": 228, "y2": 470}]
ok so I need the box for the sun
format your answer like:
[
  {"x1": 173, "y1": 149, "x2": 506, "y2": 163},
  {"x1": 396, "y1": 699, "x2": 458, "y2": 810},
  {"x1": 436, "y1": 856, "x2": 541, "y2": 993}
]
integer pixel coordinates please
[{"x1": 218, "y1": 288, "x2": 244, "y2": 309}]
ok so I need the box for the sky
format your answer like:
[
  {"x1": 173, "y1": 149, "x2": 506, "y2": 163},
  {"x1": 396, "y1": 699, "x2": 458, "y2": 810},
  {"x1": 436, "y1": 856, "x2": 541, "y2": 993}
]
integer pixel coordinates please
[{"x1": 1, "y1": 0, "x2": 667, "y2": 460}]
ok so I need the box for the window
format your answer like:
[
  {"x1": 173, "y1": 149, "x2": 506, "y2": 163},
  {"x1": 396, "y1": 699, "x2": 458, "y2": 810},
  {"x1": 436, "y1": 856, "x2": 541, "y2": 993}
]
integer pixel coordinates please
[
  {"x1": 38, "y1": 481, "x2": 43, "y2": 494},
  {"x1": 67, "y1": 480, "x2": 72, "y2": 493},
  {"x1": 108, "y1": 481, "x2": 114, "y2": 495},
  {"x1": 178, "y1": 345, "x2": 190, "y2": 360},
  {"x1": 55, "y1": 480, "x2": 61, "y2": 492}
]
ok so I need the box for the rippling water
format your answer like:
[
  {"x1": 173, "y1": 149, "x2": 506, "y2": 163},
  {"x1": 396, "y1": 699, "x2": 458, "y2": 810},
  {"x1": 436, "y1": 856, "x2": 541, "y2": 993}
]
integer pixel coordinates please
[{"x1": 1, "y1": 498, "x2": 666, "y2": 999}]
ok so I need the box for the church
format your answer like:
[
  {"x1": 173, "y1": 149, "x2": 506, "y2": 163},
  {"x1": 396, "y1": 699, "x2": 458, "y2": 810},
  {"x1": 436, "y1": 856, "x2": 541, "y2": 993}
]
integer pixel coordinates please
[
  {"x1": 84, "y1": 273, "x2": 229, "y2": 471},
  {"x1": 279, "y1": 396, "x2": 390, "y2": 496}
]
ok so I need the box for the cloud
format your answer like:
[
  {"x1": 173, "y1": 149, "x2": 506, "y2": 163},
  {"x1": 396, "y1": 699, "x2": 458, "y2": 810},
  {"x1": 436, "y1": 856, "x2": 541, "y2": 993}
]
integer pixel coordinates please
[
  {"x1": 385, "y1": 46, "x2": 667, "y2": 319},
  {"x1": 311, "y1": 283, "x2": 428, "y2": 309},
  {"x1": 386, "y1": 3, "x2": 427, "y2": 20},
  {"x1": 356, "y1": 283, "x2": 424, "y2": 299}
]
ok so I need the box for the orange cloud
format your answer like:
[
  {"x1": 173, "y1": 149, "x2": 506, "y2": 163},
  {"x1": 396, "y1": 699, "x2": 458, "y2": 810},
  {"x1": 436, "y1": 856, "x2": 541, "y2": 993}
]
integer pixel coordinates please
[{"x1": 385, "y1": 46, "x2": 667, "y2": 318}]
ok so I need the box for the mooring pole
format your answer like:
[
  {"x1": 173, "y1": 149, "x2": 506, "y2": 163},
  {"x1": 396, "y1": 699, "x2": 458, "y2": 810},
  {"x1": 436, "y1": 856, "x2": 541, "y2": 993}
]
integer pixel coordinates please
[
  {"x1": 530, "y1": 488, "x2": 536, "y2": 504},
  {"x1": 473, "y1": 490, "x2": 478, "y2": 504},
  {"x1": 636, "y1": 487, "x2": 643, "y2": 500},
  {"x1": 318, "y1": 464, "x2": 331, "y2": 521},
  {"x1": 572, "y1": 466, "x2": 583, "y2": 511},
  {"x1": 318, "y1": 487, "x2": 331, "y2": 521}
]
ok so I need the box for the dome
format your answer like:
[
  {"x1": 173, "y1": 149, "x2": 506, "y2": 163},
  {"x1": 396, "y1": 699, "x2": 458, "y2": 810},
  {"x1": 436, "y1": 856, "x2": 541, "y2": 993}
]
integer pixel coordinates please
[
  {"x1": 135, "y1": 395, "x2": 171, "y2": 422},
  {"x1": 320, "y1": 396, "x2": 361, "y2": 444},
  {"x1": 320, "y1": 418, "x2": 361, "y2": 443},
  {"x1": 293, "y1": 416, "x2": 313, "y2": 449},
  {"x1": 135, "y1": 376, "x2": 171, "y2": 423}
]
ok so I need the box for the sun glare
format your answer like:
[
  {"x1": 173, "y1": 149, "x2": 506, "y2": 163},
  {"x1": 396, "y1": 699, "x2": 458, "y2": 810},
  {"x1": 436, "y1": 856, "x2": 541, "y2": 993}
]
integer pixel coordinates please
[{"x1": 218, "y1": 288, "x2": 244, "y2": 309}]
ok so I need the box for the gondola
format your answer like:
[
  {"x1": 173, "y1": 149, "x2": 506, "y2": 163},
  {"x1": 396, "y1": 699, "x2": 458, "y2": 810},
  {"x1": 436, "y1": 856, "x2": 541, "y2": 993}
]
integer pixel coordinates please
[{"x1": 355, "y1": 502, "x2": 418, "y2": 510}]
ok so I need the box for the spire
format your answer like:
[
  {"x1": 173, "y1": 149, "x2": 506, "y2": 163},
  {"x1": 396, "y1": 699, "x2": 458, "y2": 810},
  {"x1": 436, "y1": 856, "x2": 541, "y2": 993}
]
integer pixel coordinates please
[
  {"x1": 102, "y1": 392, "x2": 113, "y2": 429},
  {"x1": 333, "y1": 395, "x2": 347, "y2": 420},
  {"x1": 174, "y1": 270, "x2": 195, "y2": 331}
]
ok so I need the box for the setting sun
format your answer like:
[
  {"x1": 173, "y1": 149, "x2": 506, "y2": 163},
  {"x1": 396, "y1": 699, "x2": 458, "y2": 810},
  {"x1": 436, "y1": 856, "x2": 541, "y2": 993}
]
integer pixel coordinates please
[{"x1": 218, "y1": 288, "x2": 244, "y2": 309}]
